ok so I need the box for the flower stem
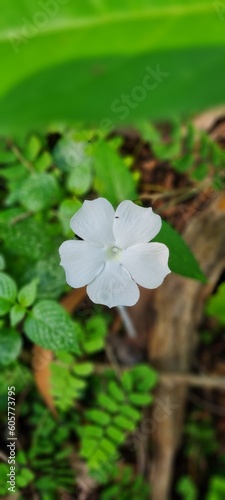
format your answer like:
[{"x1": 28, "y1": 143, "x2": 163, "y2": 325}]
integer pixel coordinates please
[{"x1": 117, "y1": 306, "x2": 137, "y2": 338}]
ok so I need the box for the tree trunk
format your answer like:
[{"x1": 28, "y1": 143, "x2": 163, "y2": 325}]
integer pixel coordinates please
[{"x1": 148, "y1": 193, "x2": 225, "y2": 499}]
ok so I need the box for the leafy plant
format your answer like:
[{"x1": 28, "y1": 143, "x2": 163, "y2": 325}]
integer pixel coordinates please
[
  {"x1": 80, "y1": 365, "x2": 157, "y2": 478},
  {"x1": 176, "y1": 476, "x2": 198, "y2": 500},
  {"x1": 206, "y1": 476, "x2": 225, "y2": 500},
  {"x1": 100, "y1": 465, "x2": 150, "y2": 500}
]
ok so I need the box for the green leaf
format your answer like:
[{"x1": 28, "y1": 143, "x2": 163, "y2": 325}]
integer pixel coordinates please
[
  {"x1": 83, "y1": 337, "x2": 105, "y2": 354},
  {"x1": 98, "y1": 394, "x2": 118, "y2": 413},
  {"x1": 176, "y1": 476, "x2": 198, "y2": 500},
  {"x1": 18, "y1": 173, "x2": 61, "y2": 212},
  {"x1": 172, "y1": 154, "x2": 194, "y2": 172},
  {"x1": 152, "y1": 220, "x2": 207, "y2": 282},
  {"x1": 73, "y1": 362, "x2": 93, "y2": 377},
  {"x1": 108, "y1": 381, "x2": 125, "y2": 403},
  {"x1": 121, "y1": 371, "x2": 133, "y2": 392},
  {"x1": 25, "y1": 135, "x2": 42, "y2": 161},
  {"x1": 0, "y1": 149, "x2": 15, "y2": 164},
  {"x1": 206, "y1": 283, "x2": 225, "y2": 325},
  {"x1": 53, "y1": 139, "x2": 88, "y2": 172},
  {"x1": 2, "y1": 216, "x2": 54, "y2": 261},
  {"x1": 93, "y1": 140, "x2": 137, "y2": 204},
  {"x1": 58, "y1": 198, "x2": 82, "y2": 236},
  {"x1": 83, "y1": 426, "x2": 104, "y2": 439},
  {"x1": 129, "y1": 393, "x2": 153, "y2": 406},
  {"x1": 0, "y1": 254, "x2": 6, "y2": 271},
  {"x1": 120, "y1": 405, "x2": 140, "y2": 421},
  {"x1": 114, "y1": 415, "x2": 136, "y2": 431},
  {"x1": 191, "y1": 162, "x2": 208, "y2": 180},
  {"x1": 130, "y1": 365, "x2": 158, "y2": 391},
  {"x1": 24, "y1": 300, "x2": 81, "y2": 352},
  {"x1": 0, "y1": 328, "x2": 22, "y2": 366},
  {"x1": 0, "y1": 2, "x2": 225, "y2": 132},
  {"x1": 86, "y1": 315, "x2": 108, "y2": 338},
  {"x1": 16, "y1": 468, "x2": 35, "y2": 488},
  {"x1": 19, "y1": 173, "x2": 60, "y2": 212},
  {"x1": 66, "y1": 162, "x2": 93, "y2": 195},
  {"x1": 101, "y1": 438, "x2": 117, "y2": 455},
  {"x1": 35, "y1": 151, "x2": 52, "y2": 172},
  {"x1": 18, "y1": 279, "x2": 38, "y2": 308},
  {"x1": 80, "y1": 438, "x2": 97, "y2": 458},
  {"x1": 10, "y1": 303, "x2": 26, "y2": 327},
  {"x1": 0, "y1": 272, "x2": 17, "y2": 316},
  {"x1": 106, "y1": 426, "x2": 124, "y2": 444},
  {"x1": 0, "y1": 464, "x2": 9, "y2": 495},
  {"x1": 86, "y1": 409, "x2": 111, "y2": 426}
]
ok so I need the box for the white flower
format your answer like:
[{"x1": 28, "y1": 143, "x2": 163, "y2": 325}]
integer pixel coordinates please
[{"x1": 59, "y1": 198, "x2": 170, "y2": 308}]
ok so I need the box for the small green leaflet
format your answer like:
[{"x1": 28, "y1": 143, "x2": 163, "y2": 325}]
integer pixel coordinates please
[
  {"x1": 152, "y1": 220, "x2": 207, "y2": 282},
  {"x1": 18, "y1": 279, "x2": 38, "y2": 308},
  {"x1": 206, "y1": 283, "x2": 225, "y2": 325}
]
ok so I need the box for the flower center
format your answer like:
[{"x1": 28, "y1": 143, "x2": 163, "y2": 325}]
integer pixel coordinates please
[{"x1": 106, "y1": 246, "x2": 122, "y2": 261}]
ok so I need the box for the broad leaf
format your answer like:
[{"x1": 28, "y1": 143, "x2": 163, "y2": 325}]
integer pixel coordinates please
[
  {"x1": 93, "y1": 140, "x2": 137, "y2": 204},
  {"x1": 0, "y1": 272, "x2": 17, "y2": 316},
  {"x1": 152, "y1": 220, "x2": 207, "y2": 282},
  {"x1": 18, "y1": 173, "x2": 61, "y2": 212},
  {"x1": 1, "y1": 1, "x2": 224, "y2": 132},
  {"x1": 24, "y1": 300, "x2": 81, "y2": 352},
  {"x1": 10, "y1": 303, "x2": 26, "y2": 327},
  {"x1": 0, "y1": 328, "x2": 22, "y2": 366},
  {"x1": 58, "y1": 198, "x2": 82, "y2": 236}
]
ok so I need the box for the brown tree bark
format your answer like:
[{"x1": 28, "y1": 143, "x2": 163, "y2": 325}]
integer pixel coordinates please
[{"x1": 147, "y1": 192, "x2": 225, "y2": 499}]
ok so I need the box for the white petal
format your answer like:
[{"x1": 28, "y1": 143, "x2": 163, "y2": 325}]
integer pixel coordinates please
[
  {"x1": 113, "y1": 201, "x2": 162, "y2": 249},
  {"x1": 87, "y1": 261, "x2": 140, "y2": 308},
  {"x1": 121, "y1": 242, "x2": 170, "y2": 289},
  {"x1": 59, "y1": 240, "x2": 105, "y2": 288},
  {"x1": 70, "y1": 198, "x2": 115, "y2": 246}
]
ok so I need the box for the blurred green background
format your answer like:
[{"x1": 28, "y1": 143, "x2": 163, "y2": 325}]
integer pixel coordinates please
[{"x1": 0, "y1": 0, "x2": 225, "y2": 132}]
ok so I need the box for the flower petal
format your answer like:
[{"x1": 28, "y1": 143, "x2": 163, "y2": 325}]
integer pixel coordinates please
[
  {"x1": 121, "y1": 242, "x2": 170, "y2": 289},
  {"x1": 87, "y1": 261, "x2": 140, "y2": 308},
  {"x1": 59, "y1": 240, "x2": 105, "y2": 288},
  {"x1": 113, "y1": 201, "x2": 162, "y2": 249},
  {"x1": 70, "y1": 198, "x2": 115, "y2": 246}
]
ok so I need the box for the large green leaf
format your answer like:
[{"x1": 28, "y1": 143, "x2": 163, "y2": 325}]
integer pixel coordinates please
[
  {"x1": 92, "y1": 140, "x2": 137, "y2": 204},
  {"x1": 152, "y1": 220, "x2": 207, "y2": 282},
  {"x1": 0, "y1": 1, "x2": 225, "y2": 132},
  {"x1": 0, "y1": 272, "x2": 17, "y2": 316},
  {"x1": 0, "y1": 328, "x2": 22, "y2": 366},
  {"x1": 24, "y1": 300, "x2": 81, "y2": 352}
]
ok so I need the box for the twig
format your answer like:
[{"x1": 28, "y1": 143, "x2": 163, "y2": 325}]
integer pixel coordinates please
[
  {"x1": 160, "y1": 372, "x2": 225, "y2": 390},
  {"x1": 140, "y1": 179, "x2": 212, "y2": 206},
  {"x1": 11, "y1": 211, "x2": 33, "y2": 225},
  {"x1": 94, "y1": 364, "x2": 225, "y2": 390},
  {"x1": 9, "y1": 143, "x2": 34, "y2": 173},
  {"x1": 105, "y1": 343, "x2": 123, "y2": 379}
]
